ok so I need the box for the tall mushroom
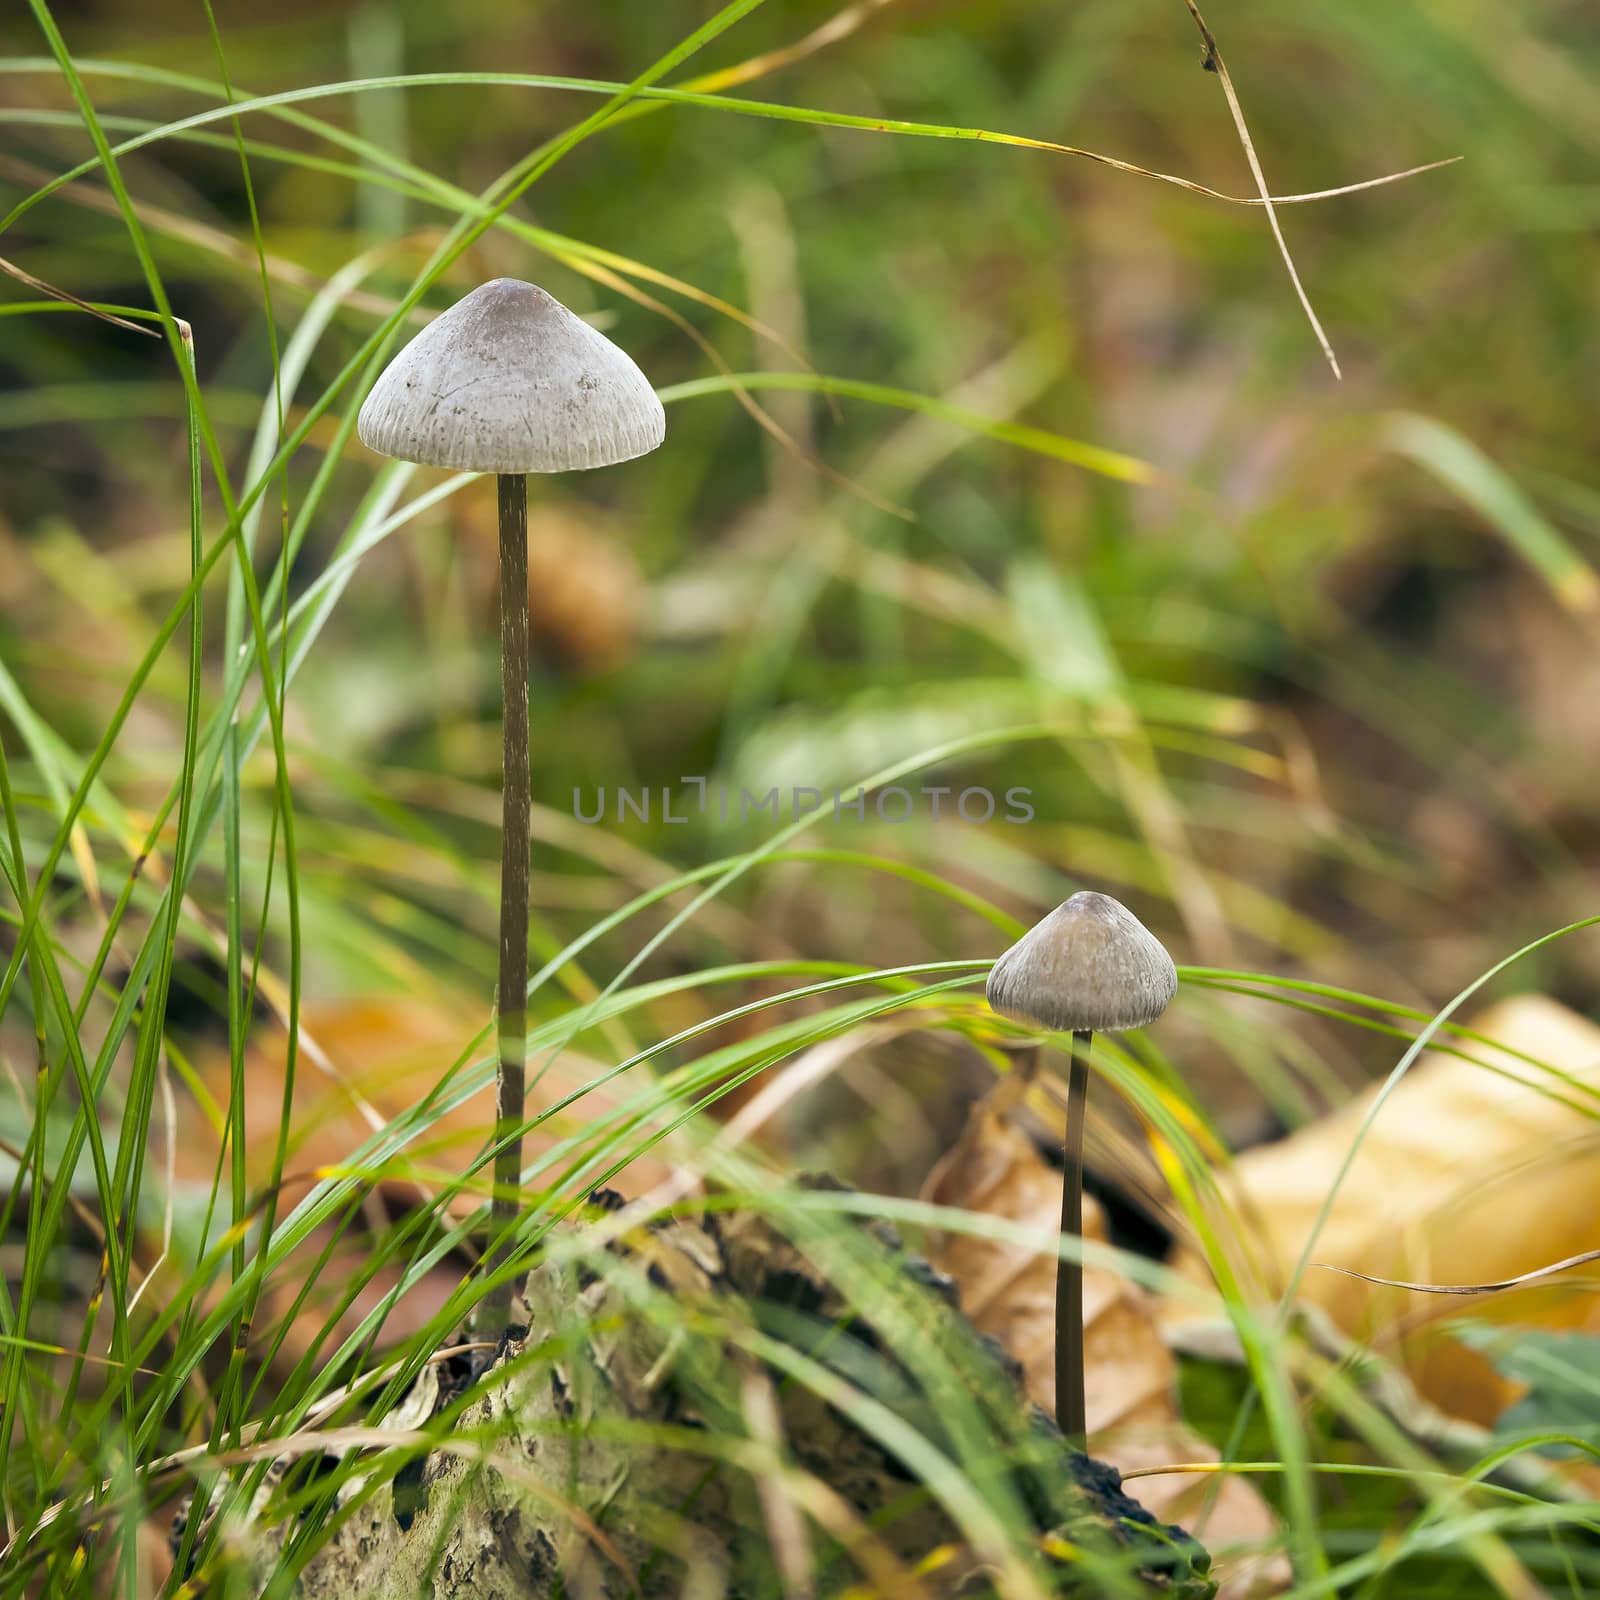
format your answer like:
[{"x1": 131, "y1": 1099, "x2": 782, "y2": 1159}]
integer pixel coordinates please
[
  {"x1": 358, "y1": 279, "x2": 664, "y2": 1335},
  {"x1": 985, "y1": 891, "x2": 1177, "y2": 1442}
]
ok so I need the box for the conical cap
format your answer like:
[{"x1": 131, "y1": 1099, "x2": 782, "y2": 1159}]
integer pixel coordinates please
[
  {"x1": 357, "y1": 278, "x2": 665, "y2": 474},
  {"x1": 986, "y1": 891, "x2": 1176, "y2": 1033}
]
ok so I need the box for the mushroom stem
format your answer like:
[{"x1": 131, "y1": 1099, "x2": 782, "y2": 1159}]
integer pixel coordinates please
[
  {"x1": 486, "y1": 470, "x2": 530, "y2": 1338},
  {"x1": 1056, "y1": 1027, "x2": 1092, "y2": 1444}
]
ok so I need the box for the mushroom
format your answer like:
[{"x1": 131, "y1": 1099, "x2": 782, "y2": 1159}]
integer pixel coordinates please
[
  {"x1": 985, "y1": 890, "x2": 1177, "y2": 1442},
  {"x1": 358, "y1": 278, "x2": 664, "y2": 1336}
]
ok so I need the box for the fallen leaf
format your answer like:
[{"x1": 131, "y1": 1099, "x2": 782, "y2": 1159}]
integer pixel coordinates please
[
  {"x1": 186, "y1": 996, "x2": 670, "y2": 1203},
  {"x1": 177, "y1": 996, "x2": 672, "y2": 1363},
  {"x1": 922, "y1": 1074, "x2": 1289, "y2": 1598},
  {"x1": 1167, "y1": 994, "x2": 1600, "y2": 1429}
]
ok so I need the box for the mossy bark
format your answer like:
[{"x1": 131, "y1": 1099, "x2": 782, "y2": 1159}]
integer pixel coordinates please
[{"x1": 271, "y1": 1182, "x2": 1214, "y2": 1598}]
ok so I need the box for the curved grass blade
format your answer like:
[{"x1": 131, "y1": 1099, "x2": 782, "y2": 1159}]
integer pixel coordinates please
[
  {"x1": 1311, "y1": 1250, "x2": 1600, "y2": 1297},
  {"x1": 659, "y1": 371, "x2": 1160, "y2": 484},
  {"x1": 1384, "y1": 411, "x2": 1599, "y2": 614},
  {"x1": 0, "y1": 252, "x2": 155, "y2": 335},
  {"x1": 0, "y1": 62, "x2": 1457, "y2": 236}
]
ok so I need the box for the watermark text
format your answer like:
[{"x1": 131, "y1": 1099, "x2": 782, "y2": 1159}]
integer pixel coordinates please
[{"x1": 572, "y1": 779, "x2": 1034, "y2": 827}]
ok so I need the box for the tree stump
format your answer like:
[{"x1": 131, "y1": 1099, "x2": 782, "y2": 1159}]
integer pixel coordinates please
[{"x1": 235, "y1": 1181, "x2": 1213, "y2": 1597}]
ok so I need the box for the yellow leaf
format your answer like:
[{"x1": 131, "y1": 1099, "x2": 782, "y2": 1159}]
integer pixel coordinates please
[{"x1": 1168, "y1": 995, "x2": 1600, "y2": 1430}]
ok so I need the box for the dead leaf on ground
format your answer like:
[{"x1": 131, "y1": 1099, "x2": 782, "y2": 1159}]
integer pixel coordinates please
[
  {"x1": 175, "y1": 996, "x2": 671, "y2": 1362},
  {"x1": 1165, "y1": 994, "x2": 1600, "y2": 1431},
  {"x1": 921, "y1": 1076, "x2": 1289, "y2": 1598},
  {"x1": 185, "y1": 996, "x2": 670, "y2": 1203}
]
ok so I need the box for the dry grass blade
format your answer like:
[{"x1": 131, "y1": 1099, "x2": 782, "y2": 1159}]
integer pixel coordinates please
[
  {"x1": 1312, "y1": 1249, "x2": 1600, "y2": 1297},
  {"x1": 740, "y1": 1361, "x2": 816, "y2": 1600},
  {"x1": 1165, "y1": 995, "x2": 1600, "y2": 1429},
  {"x1": 0, "y1": 156, "x2": 435, "y2": 324},
  {"x1": 0, "y1": 1337, "x2": 165, "y2": 1380},
  {"x1": 0, "y1": 251, "x2": 157, "y2": 335},
  {"x1": 1121, "y1": 1463, "x2": 1255, "y2": 1484},
  {"x1": 561, "y1": 249, "x2": 913, "y2": 520},
  {"x1": 0, "y1": 1342, "x2": 497, "y2": 1559},
  {"x1": 1262, "y1": 158, "x2": 1461, "y2": 206},
  {"x1": 215, "y1": 1427, "x2": 642, "y2": 1594},
  {"x1": 955, "y1": 136, "x2": 1454, "y2": 213},
  {"x1": 679, "y1": 0, "x2": 900, "y2": 96},
  {"x1": 0, "y1": 1133, "x2": 106, "y2": 1245},
  {"x1": 1179, "y1": 0, "x2": 1341, "y2": 377},
  {"x1": 604, "y1": 1022, "x2": 922, "y2": 1241},
  {"x1": 544, "y1": 232, "x2": 818, "y2": 374},
  {"x1": 126, "y1": 1046, "x2": 178, "y2": 1315},
  {"x1": 761, "y1": 1467, "x2": 933, "y2": 1600}
]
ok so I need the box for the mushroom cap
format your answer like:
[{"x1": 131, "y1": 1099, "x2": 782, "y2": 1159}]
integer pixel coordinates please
[
  {"x1": 986, "y1": 891, "x2": 1177, "y2": 1033},
  {"x1": 357, "y1": 278, "x2": 665, "y2": 474}
]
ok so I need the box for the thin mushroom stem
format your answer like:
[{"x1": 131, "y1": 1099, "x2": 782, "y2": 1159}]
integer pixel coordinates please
[
  {"x1": 485, "y1": 470, "x2": 530, "y2": 1339},
  {"x1": 1056, "y1": 1027, "x2": 1092, "y2": 1444}
]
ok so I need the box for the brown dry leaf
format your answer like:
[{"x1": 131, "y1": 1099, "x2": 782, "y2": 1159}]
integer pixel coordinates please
[
  {"x1": 922, "y1": 1080, "x2": 1289, "y2": 1598},
  {"x1": 178, "y1": 996, "x2": 671, "y2": 1362},
  {"x1": 1166, "y1": 994, "x2": 1600, "y2": 1430},
  {"x1": 187, "y1": 996, "x2": 670, "y2": 1201},
  {"x1": 183, "y1": 996, "x2": 482, "y2": 1198}
]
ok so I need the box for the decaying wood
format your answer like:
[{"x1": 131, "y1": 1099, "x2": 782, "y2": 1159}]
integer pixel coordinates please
[{"x1": 197, "y1": 1182, "x2": 1213, "y2": 1597}]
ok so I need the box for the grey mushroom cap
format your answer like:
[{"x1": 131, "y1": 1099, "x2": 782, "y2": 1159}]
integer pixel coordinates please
[
  {"x1": 986, "y1": 891, "x2": 1177, "y2": 1033},
  {"x1": 357, "y1": 278, "x2": 665, "y2": 474}
]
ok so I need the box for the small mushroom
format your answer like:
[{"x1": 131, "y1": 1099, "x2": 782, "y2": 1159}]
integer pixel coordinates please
[
  {"x1": 986, "y1": 890, "x2": 1177, "y2": 1442},
  {"x1": 358, "y1": 279, "x2": 664, "y2": 1337},
  {"x1": 358, "y1": 278, "x2": 664, "y2": 474}
]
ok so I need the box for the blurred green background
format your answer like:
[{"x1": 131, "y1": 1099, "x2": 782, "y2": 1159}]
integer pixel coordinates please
[
  {"x1": 4, "y1": 5, "x2": 1600, "y2": 1592},
  {"x1": 2, "y1": 0, "x2": 1597, "y2": 1155}
]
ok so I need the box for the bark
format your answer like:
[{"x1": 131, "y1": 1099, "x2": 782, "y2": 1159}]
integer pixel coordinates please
[{"x1": 232, "y1": 1181, "x2": 1214, "y2": 1597}]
